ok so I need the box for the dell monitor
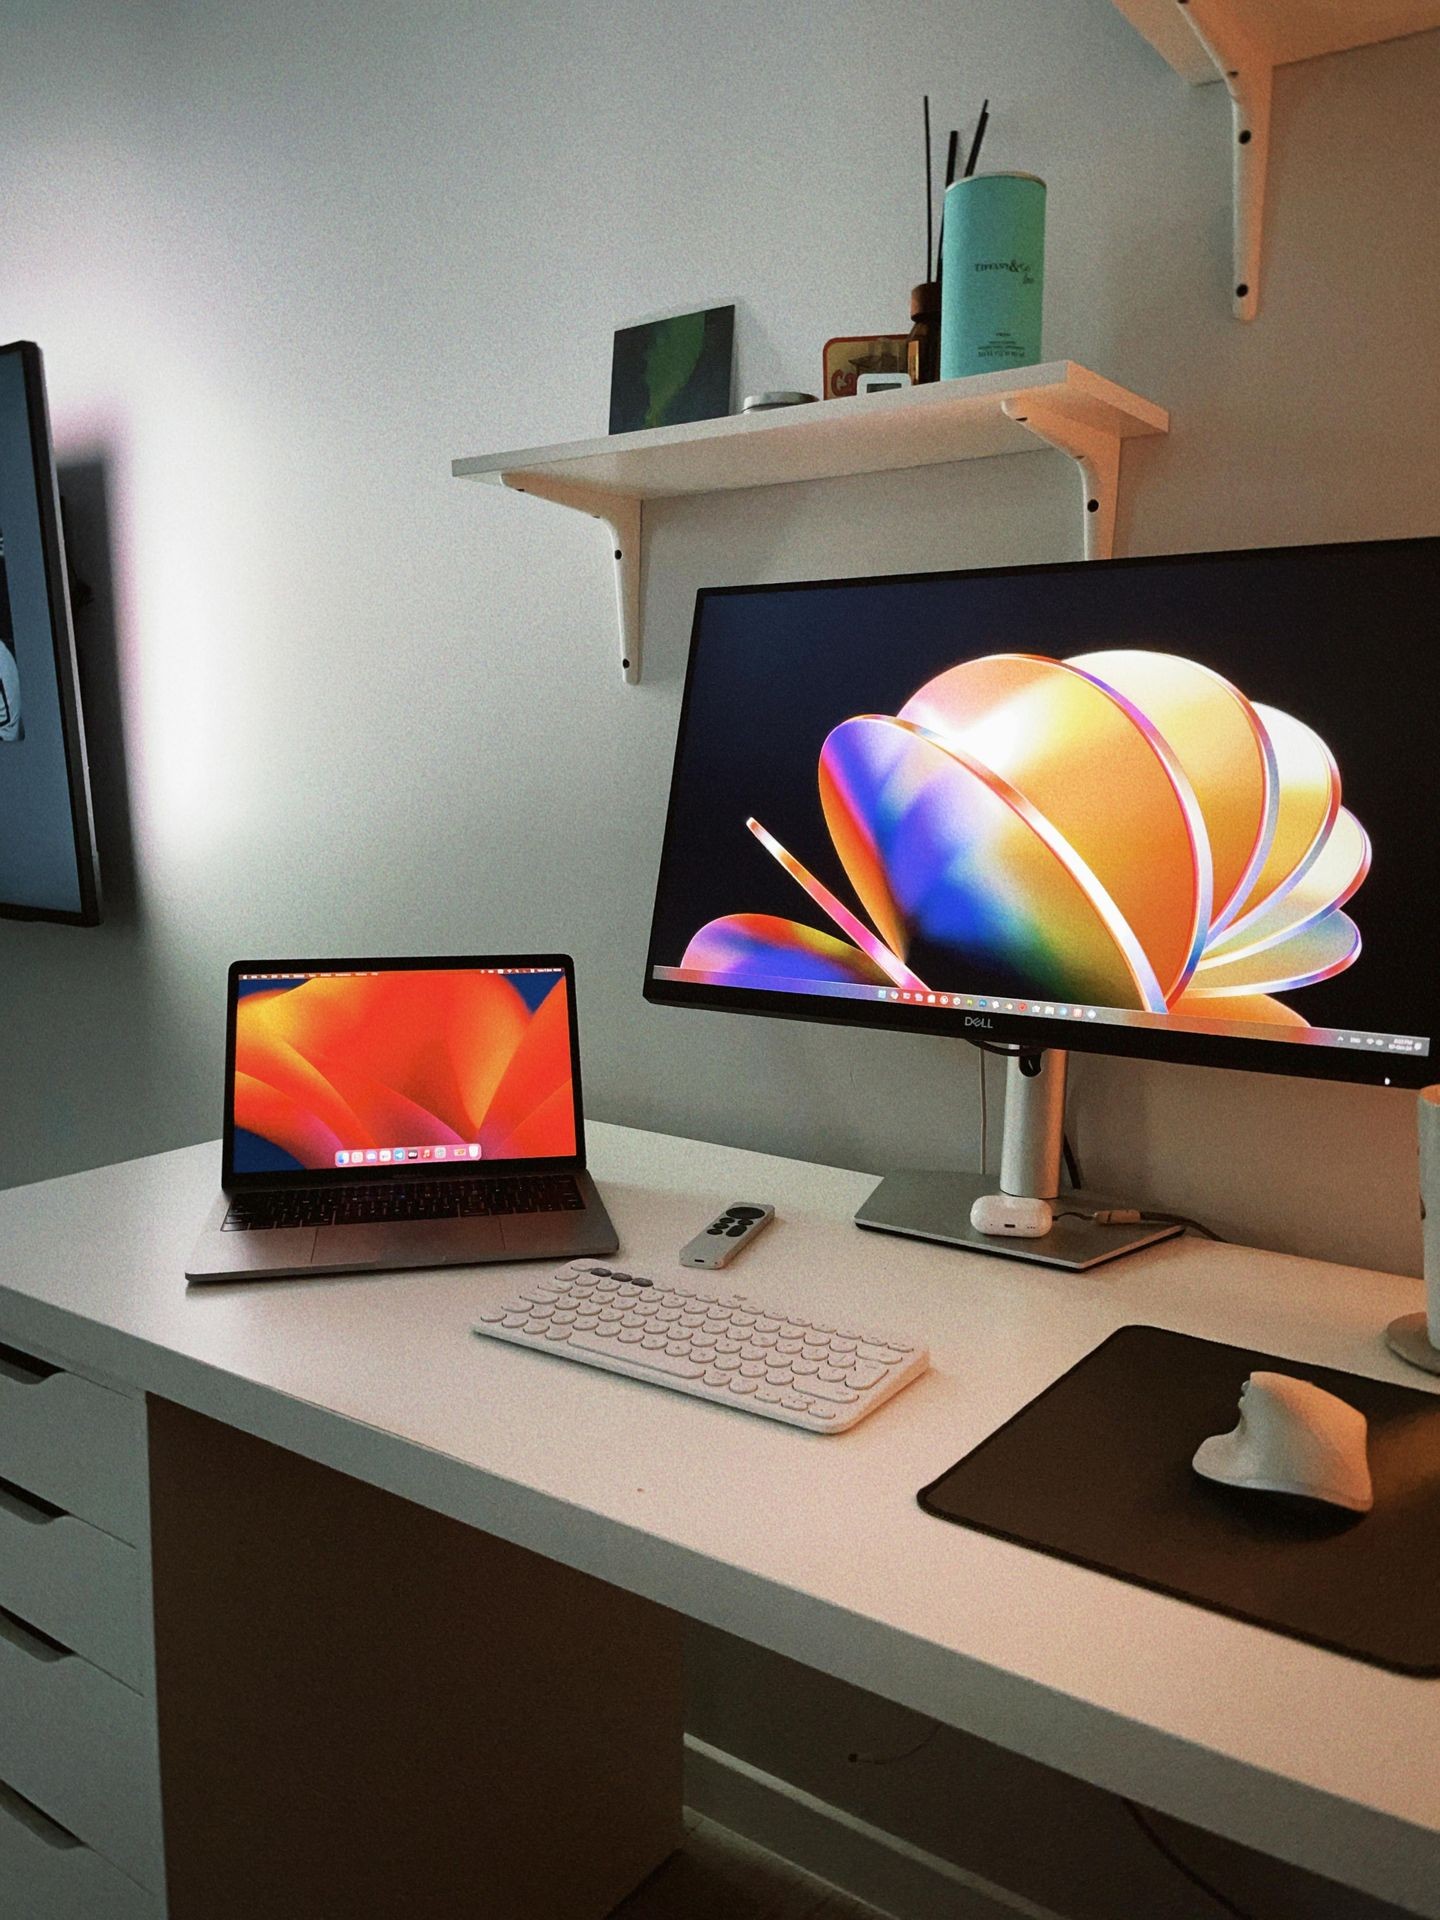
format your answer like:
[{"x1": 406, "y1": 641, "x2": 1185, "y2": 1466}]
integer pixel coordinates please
[
  {"x1": 0, "y1": 339, "x2": 100, "y2": 924},
  {"x1": 644, "y1": 537, "x2": 1440, "y2": 1264}
]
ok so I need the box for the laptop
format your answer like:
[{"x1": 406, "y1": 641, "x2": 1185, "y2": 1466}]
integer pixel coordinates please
[{"x1": 186, "y1": 954, "x2": 619, "y2": 1283}]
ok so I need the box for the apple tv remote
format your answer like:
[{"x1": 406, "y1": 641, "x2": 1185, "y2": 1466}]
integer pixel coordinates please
[{"x1": 680, "y1": 1202, "x2": 776, "y2": 1269}]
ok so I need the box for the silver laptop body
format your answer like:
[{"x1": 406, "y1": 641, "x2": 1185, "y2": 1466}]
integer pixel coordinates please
[{"x1": 187, "y1": 953, "x2": 618, "y2": 1284}]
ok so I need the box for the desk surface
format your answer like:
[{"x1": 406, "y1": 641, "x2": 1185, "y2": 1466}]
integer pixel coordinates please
[{"x1": 1, "y1": 1124, "x2": 1435, "y2": 1914}]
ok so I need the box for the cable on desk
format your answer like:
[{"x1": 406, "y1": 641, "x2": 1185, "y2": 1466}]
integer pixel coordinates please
[
  {"x1": 1053, "y1": 1208, "x2": 1225, "y2": 1242},
  {"x1": 847, "y1": 1720, "x2": 941, "y2": 1767},
  {"x1": 1123, "y1": 1799, "x2": 1258, "y2": 1920}
]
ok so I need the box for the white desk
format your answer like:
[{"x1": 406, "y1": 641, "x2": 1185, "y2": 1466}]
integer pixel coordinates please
[{"x1": 1, "y1": 1122, "x2": 1437, "y2": 1916}]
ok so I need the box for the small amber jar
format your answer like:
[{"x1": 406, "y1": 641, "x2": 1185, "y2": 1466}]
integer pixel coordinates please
[{"x1": 907, "y1": 281, "x2": 941, "y2": 385}]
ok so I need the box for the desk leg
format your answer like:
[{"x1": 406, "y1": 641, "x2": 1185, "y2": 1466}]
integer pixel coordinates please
[{"x1": 147, "y1": 1398, "x2": 683, "y2": 1920}]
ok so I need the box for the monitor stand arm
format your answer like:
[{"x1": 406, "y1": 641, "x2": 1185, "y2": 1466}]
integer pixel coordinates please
[{"x1": 853, "y1": 1049, "x2": 1181, "y2": 1272}]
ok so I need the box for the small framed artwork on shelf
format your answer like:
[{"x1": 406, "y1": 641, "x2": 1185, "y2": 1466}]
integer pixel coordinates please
[{"x1": 608, "y1": 304, "x2": 735, "y2": 434}]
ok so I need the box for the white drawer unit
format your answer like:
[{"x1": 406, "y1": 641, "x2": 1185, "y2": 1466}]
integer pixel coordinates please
[
  {"x1": 0, "y1": 1479, "x2": 146, "y2": 1687},
  {"x1": 0, "y1": 1343, "x2": 146, "y2": 1543},
  {"x1": 0, "y1": 1779, "x2": 156, "y2": 1920},
  {"x1": 0, "y1": 1606, "x2": 162, "y2": 1892},
  {"x1": 0, "y1": 1317, "x2": 165, "y2": 1911}
]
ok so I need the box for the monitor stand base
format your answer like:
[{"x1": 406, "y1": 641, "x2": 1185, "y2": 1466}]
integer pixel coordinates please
[
  {"x1": 854, "y1": 1170, "x2": 1182, "y2": 1272},
  {"x1": 1385, "y1": 1313, "x2": 1440, "y2": 1375}
]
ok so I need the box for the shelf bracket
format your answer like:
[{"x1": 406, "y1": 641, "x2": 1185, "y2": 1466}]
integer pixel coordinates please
[
  {"x1": 1002, "y1": 399, "x2": 1122, "y2": 560},
  {"x1": 501, "y1": 473, "x2": 644, "y2": 683},
  {"x1": 1173, "y1": 0, "x2": 1274, "y2": 321}
]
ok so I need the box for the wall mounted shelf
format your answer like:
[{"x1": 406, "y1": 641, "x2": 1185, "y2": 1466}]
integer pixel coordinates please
[
  {"x1": 453, "y1": 362, "x2": 1168, "y2": 683},
  {"x1": 1111, "y1": 0, "x2": 1440, "y2": 320}
]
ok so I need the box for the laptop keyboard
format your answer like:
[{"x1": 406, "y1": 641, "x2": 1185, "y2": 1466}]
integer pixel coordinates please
[{"x1": 223, "y1": 1174, "x2": 585, "y2": 1231}]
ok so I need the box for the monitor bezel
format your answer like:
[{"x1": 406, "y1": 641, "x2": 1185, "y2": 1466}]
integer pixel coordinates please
[
  {"x1": 0, "y1": 339, "x2": 101, "y2": 926},
  {"x1": 222, "y1": 953, "x2": 588, "y2": 1188},
  {"x1": 642, "y1": 537, "x2": 1439, "y2": 1092}
]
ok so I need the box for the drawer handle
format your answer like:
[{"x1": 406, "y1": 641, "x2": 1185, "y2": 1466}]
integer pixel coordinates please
[
  {"x1": 0, "y1": 1778, "x2": 81, "y2": 1851},
  {"x1": 0, "y1": 1475, "x2": 63, "y2": 1526},
  {"x1": 0, "y1": 1605, "x2": 72, "y2": 1664},
  {"x1": 0, "y1": 1341, "x2": 60, "y2": 1386}
]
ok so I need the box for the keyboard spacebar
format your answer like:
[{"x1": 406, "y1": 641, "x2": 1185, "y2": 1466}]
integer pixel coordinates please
[{"x1": 567, "y1": 1332, "x2": 703, "y2": 1380}]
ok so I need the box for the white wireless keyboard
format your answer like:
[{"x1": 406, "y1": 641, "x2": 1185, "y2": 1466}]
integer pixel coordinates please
[{"x1": 473, "y1": 1262, "x2": 930, "y2": 1433}]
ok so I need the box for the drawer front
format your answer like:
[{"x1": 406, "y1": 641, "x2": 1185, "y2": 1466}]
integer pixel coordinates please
[
  {"x1": 0, "y1": 1779, "x2": 156, "y2": 1920},
  {"x1": 0, "y1": 1344, "x2": 145, "y2": 1543},
  {"x1": 0, "y1": 1608, "x2": 161, "y2": 1892},
  {"x1": 0, "y1": 1481, "x2": 145, "y2": 1687}
]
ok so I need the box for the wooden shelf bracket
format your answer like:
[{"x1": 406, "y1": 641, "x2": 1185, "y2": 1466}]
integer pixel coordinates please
[
  {"x1": 1002, "y1": 398, "x2": 1124, "y2": 559},
  {"x1": 501, "y1": 473, "x2": 644, "y2": 683}
]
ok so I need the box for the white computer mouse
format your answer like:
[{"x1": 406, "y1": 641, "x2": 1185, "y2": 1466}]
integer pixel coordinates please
[{"x1": 1192, "y1": 1371, "x2": 1374, "y2": 1513}]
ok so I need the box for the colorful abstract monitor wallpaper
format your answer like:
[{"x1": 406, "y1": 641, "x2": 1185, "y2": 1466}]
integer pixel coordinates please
[
  {"x1": 231, "y1": 968, "x2": 577, "y2": 1175},
  {"x1": 647, "y1": 542, "x2": 1439, "y2": 1077}
]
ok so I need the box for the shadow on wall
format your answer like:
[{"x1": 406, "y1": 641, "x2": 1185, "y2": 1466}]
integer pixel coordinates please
[{"x1": 58, "y1": 455, "x2": 138, "y2": 924}]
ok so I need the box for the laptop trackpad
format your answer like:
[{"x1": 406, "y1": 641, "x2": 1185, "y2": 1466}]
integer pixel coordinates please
[{"x1": 312, "y1": 1220, "x2": 505, "y2": 1271}]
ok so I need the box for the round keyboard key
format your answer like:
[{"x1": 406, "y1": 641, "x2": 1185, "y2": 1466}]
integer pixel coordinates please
[
  {"x1": 730, "y1": 1378, "x2": 758, "y2": 1395},
  {"x1": 704, "y1": 1369, "x2": 731, "y2": 1387},
  {"x1": 731, "y1": 1311, "x2": 756, "y2": 1327},
  {"x1": 818, "y1": 1365, "x2": 848, "y2": 1382},
  {"x1": 713, "y1": 1347, "x2": 742, "y2": 1365},
  {"x1": 740, "y1": 1361, "x2": 766, "y2": 1379},
  {"x1": 617, "y1": 1328, "x2": 644, "y2": 1344},
  {"x1": 756, "y1": 1386, "x2": 785, "y2": 1403},
  {"x1": 754, "y1": 1318, "x2": 780, "y2": 1333},
  {"x1": 523, "y1": 1320, "x2": 549, "y2": 1335},
  {"x1": 665, "y1": 1341, "x2": 691, "y2": 1357},
  {"x1": 641, "y1": 1335, "x2": 667, "y2": 1350},
  {"x1": 791, "y1": 1359, "x2": 819, "y2": 1375},
  {"x1": 801, "y1": 1345, "x2": 829, "y2": 1362},
  {"x1": 502, "y1": 1313, "x2": 528, "y2": 1328},
  {"x1": 545, "y1": 1326, "x2": 571, "y2": 1341},
  {"x1": 474, "y1": 1307, "x2": 507, "y2": 1323},
  {"x1": 751, "y1": 1331, "x2": 778, "y2": 1349},
  {"x1": 574, "y1": 1315, "x2": 599, "y2": 1331},
  {"x1": 776, "y1": 1339, "x2": 803, "y2": 1355},
  {"x1": 830, "y1": 1336, "x2": 857, "y2": 1353},
  {"x1": 552, "y1": 1309, "x2": 577, "y2": 1325},
  {"x1": 764, "y1": 1368, "x2": 793, "y2": 1387}
]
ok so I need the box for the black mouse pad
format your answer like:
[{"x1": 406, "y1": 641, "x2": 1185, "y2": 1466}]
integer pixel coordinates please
[{"x1": 918, "y1": 1325, "x2": 1440, "y2": 1675}]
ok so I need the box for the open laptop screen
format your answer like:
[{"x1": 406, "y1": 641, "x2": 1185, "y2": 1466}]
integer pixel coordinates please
[{"x1": 224, "y1": 958, "x2": 581, "y2": 1179}]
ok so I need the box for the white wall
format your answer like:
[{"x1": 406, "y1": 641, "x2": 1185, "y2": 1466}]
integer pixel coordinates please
[
  {"x1": 3, "y1": 0, "x2": 1437, "y2": 1277},
  {"x1": 2, "y1": 6, "x2": 1437, "y2": 1915}
]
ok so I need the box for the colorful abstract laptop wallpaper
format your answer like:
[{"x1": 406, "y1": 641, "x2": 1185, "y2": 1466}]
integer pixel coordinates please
[
  {"x1": 231, "y1": 966, "x2": 577, "y2": 1174},
  {"x1": 647, "y1": 542, "x2": 1437, "y2": 1075}
]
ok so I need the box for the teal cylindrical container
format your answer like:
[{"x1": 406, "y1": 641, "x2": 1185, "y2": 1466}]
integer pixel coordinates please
[{"x1": 939, "y1": 172, "x2": 1046, "y2": 379}]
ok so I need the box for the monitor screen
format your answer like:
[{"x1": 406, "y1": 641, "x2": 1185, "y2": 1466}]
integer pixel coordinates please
[
  {"x1": 645, "y1": 539, "x2": 1440, "y2": 1088},
  {"x1": 226, "y1": 960, "x2": 581, "y2": 1177},
  {"x1": 0, "y1": 340, "x2": 100, "y2": 924}
]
